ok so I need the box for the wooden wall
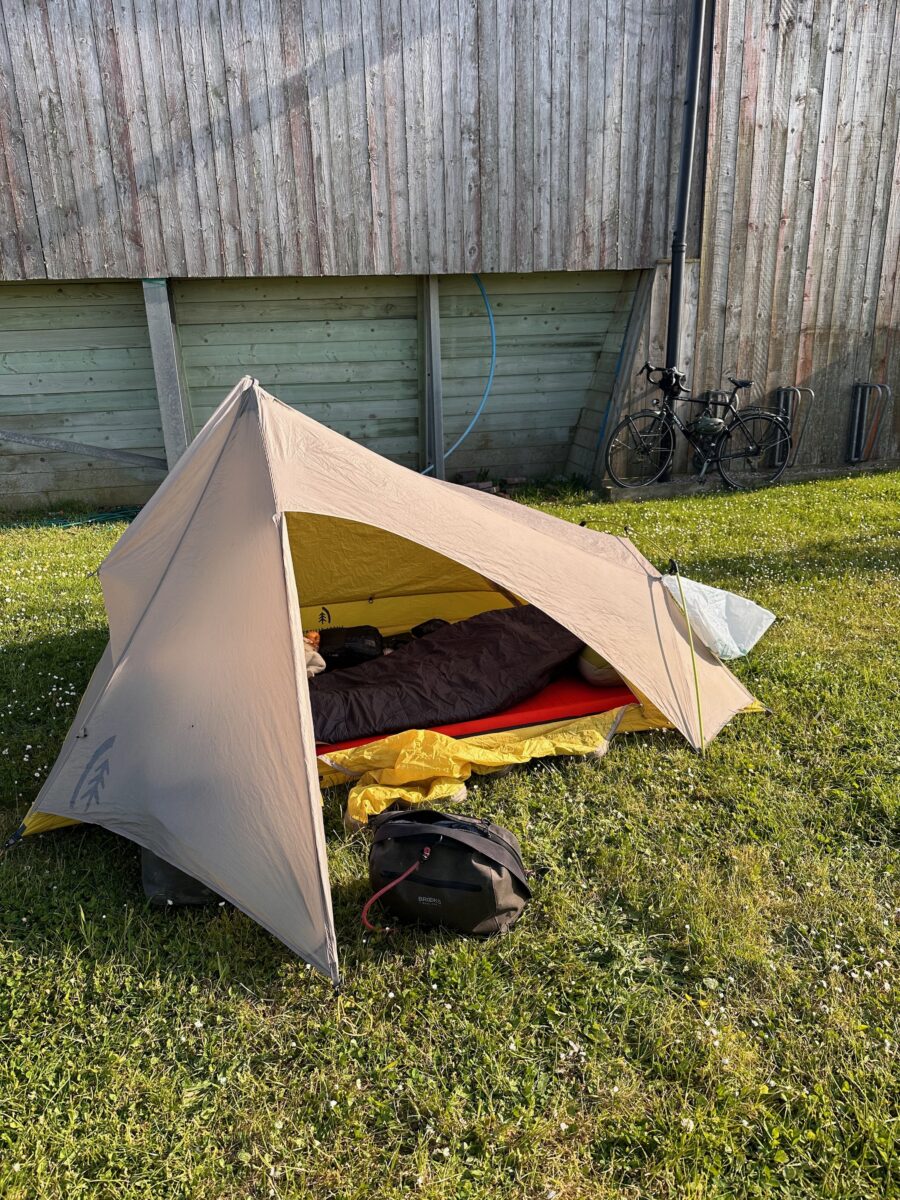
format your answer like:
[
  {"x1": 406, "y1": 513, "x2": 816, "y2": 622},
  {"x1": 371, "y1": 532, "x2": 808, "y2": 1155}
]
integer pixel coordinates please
[
  {"x1": 174, "y1": 277, "x2": 422, "y2": 465},
  {"x1": 0, "y1": 0, "x2": 696, "y2": 280},
  {"x1": 438, "y1": 271, "x2": 637, "y2": 477},
  {"x1": 0, "y1": 271, "x2": 638, "y2": 507},
  {"x1": 0, "y1": 283, "x2": 164, "y2": 509},
  {"x1": 688, "y1": 0, "x2": 900, "y2": 465}
]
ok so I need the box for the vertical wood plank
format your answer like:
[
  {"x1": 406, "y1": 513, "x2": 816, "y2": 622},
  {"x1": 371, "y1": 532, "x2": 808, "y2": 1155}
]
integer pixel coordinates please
[
  {"x1": 440, "y1": 0, "x2": 464, "y2": 274},
  {"x1": 0, "y1": 8, "x2": 43, "y2": 277},
  {"x1": 513, "y1": 0, "x2": 534, "y2": 271},
  {"x1": 547, "y1": 0, "x2": 570, "y2": 269},
  {"x1": 361, "y1": 0, "x2": 392, "y2": 274},
  {"x1": 100, "y1": 0, "x2": 169, "y2": 274},
  {"x1": 2, "y1": 0, "x2": 86, "y2": 277},
  {"x1": 192, "y1": 0, "x2": 244, "y2": 273},
  {"x1": 496, "y1": 0, "x2": 516, "y2": 270},
  {"x1": 132, "y1": 0, "x2": 189, "y2": 274},
  {"x1": 152, "y1": 0, "x2": 208, "y2": 273},
  {"x1": 400, "y1": 0, "x2": 429, "y2": 272},
  {"x1": 458, "y1": 0, "x2": 481, "y2": 272},
  {"x1": 532, "y1": 0, "x2": 552, "y2": 268},
  {"x1": 258, "y1": 0, "x2": 304, "y2": 276},
  {"x1": 340, "y1": 0, "x2": 375, "y2": 273},
  {"x1": 476, "y1": 0, "x2": 499, "y2": 271},
  {"x1": 301, "y1": 0, "x2": 338, "y2": 275},
  {"x1": 616, "y1": 0, "x2": 642, "y2": 269},
  {"x1": 236, "y1": 0, "x2": 284, "y2": 274},
  {"x1": 422, "y1": 0, "x2": 446, "y2": 272},
  {"x1": 565, "y1": 0, "x2": 588, "y2": 269},
  {"x1": 164, "y1": 0, "x2": 222, "y2": 273},
  {"x1": 279, "y1": 0, "x2": 322, "y2": 275},
  {"x1": 599, "y1": 0, "x2": 621, "y2": 267},
  {"x1": 63, "y1": 1, "x2": 132, "y2": 273}
]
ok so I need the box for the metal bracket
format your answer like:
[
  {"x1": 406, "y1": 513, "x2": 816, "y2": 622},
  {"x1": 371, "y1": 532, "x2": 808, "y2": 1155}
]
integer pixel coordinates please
[
  {"x1": 847, "y1": 383, "x2": 893, "y2": 464},
  {"x1": 773, "y1": 386, "x2": 815, "y2": 467}
]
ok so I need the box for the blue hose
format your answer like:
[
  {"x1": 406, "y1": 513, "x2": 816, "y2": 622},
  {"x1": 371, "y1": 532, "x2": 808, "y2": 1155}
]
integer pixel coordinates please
[{"x1": 422, "y1": 272, "x2": 496, "y2": 475}]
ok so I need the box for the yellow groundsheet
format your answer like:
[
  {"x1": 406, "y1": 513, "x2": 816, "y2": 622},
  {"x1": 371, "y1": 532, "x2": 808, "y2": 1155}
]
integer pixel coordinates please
[{"x1": 317, "y1": 702, "x2": 671, "y2": 826}]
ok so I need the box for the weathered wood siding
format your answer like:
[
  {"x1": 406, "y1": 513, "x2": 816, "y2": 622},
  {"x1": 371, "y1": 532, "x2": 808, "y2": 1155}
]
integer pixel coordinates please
[
  {"x1": 0, "y1": 0, "x2": 696, "y2": 280},
  {"x1": 691, "y1": 0, "x2": 900, "y2": 464},
  {"x1": 0, "y1": 282, "x2": 163, "y2": 508},
  {"x1": 439, "y1": 272, "x2": 638, "y2": 477}
]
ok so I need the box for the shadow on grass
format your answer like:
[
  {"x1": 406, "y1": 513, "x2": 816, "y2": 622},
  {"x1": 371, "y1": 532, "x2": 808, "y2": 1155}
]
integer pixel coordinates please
[{"x1": 3, "y1": 817, "x2": 437, "y2": 992}]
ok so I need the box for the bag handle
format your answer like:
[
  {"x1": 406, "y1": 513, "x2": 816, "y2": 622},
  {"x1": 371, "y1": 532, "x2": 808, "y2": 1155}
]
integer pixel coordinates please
[{"x1": 361, "y1": 845, "x2": 432, "y2": 933}]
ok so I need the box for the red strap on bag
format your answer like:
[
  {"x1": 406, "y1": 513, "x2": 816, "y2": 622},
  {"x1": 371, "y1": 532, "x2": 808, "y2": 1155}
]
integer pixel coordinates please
[{"x1": 361, "y1": 845, "x2": 431, "y2": 933}]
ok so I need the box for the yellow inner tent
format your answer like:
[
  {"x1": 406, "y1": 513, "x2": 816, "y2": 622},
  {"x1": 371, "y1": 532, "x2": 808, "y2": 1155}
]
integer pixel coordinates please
[{"x1": 285, "y1": 513, "x2": 668, "y2": 826}]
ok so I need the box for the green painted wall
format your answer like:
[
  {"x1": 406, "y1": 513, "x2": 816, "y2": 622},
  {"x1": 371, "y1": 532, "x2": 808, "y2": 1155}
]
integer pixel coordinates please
[
  {"x1": 438, "y1": 272, "x2": 639, "y2": 478},
  {"x1": 173, "y1": 277, "x2": 421, "y2": 467},
  {"x1": 0, "y1": 272, "x2": 639, "y2": 508},
  {"x1": 0, "y1": 283, "x2": 163, "y2": 510}
]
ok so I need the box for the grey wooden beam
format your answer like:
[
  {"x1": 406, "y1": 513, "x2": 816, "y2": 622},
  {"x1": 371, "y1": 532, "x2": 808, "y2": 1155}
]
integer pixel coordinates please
[
  {"x1": 422, "y1": 275, "x2": 445, "y2": 478},
  {"x1": 0, "y1": 428, "x2": 167, "y2": 470},
  {"x1": 142, "y1": 278, "x2": 193, "y2": 467}
]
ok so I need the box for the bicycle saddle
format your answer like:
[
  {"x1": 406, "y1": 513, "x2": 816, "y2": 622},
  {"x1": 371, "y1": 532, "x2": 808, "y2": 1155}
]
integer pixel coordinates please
[{"x1": 727, "y1": 376, "x2": 753, "y2": 389}]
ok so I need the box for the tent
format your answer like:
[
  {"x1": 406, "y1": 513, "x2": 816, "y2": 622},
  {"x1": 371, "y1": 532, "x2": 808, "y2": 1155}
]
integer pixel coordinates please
[{"x1": 16, "y1": 378, "x2": 759, "y2": 982}]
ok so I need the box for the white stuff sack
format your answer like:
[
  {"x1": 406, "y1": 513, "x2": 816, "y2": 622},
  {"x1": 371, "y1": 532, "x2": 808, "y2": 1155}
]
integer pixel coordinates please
[{"x1": 662, "y1": 575, "x2": 775, "y2": 660}]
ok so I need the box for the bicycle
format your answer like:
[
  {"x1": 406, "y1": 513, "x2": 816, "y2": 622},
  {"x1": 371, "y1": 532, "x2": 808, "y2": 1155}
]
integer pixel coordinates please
[{"x1": 604, "y1": 364, "x2": 793, "y2": 490}]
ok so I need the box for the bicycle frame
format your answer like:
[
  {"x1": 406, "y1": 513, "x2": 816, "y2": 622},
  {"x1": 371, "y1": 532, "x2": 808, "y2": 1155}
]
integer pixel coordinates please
[{"x1": 638, "y1": 364, "x2": 785, "y2": 479}]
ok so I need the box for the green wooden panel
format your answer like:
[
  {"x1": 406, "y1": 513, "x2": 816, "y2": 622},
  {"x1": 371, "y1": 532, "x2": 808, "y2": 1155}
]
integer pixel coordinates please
[
  {"x1": 0, "y1": 326, "x2": 157, "y2": 352},
  {"x1": 439, "y1": 271, "x2": 636, "y2": 476},
  {"x1": 0, "y1": 389, "x2": 162, "y2": 417},
  {"x1": 0, "y1": 305, "x2": 149, "y2": 330},
  {"x1": 176, "y1": 298, "x2": 417, "y2": 324},
  {"x1": 172, "y1": 277, "x2": 416, "y2": 303},
  {"x1": 0, "y1": 369, "x2": 158, "y2": 396},
  {"x1": 188, "y1": 380, "x2": 420, "y2": 410},
  {"x1": 0, "y1": 280, "x2": 158, "y2": 510},
  {"x1": 179, "y1": 318, "x2": 418, "y2": 347},
  {"x1": 439, "y1": 291, "x2": 625, "y2": 318},
  {"x1": 0, "y1": 407, "x2": 163, "y2": 433},
  {"x1": 8, "y1": 483, "x2": 158, "y2": 511},
  {"x1": 437, "y1": 272, "x2": 628, "y2": 295},
  {"x1": 0, "y1": 347, "x2": 154, "y2": 375},
  {"x1": 176, "y1": 277, "x2": 423, "y2": 461},
  {"x1": 0, "y1": 282, "x2": 148, "y2": 307},
  {"x1": 181, "y1": 338, "x2": 417, "y2": 368}
]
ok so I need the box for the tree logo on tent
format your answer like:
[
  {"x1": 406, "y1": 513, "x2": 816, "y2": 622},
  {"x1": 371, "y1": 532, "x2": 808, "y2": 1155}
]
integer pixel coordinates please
[
  {"x1": 318, "y1": 606, "x2": 332, "y2": 625},
  {"x1": 69, "y1": 736, "x2": 116, "y2": 811}
]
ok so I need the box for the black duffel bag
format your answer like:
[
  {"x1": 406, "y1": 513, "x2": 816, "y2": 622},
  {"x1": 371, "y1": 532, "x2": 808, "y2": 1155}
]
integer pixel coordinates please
[{"x1": 363, "y1": 809, "x2": 531, "y2": 936}]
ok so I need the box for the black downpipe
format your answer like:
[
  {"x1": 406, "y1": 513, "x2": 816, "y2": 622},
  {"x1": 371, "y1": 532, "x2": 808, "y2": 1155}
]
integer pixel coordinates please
[{"x1": 665, "y1": 0, "x2": 707, "y2": 374}]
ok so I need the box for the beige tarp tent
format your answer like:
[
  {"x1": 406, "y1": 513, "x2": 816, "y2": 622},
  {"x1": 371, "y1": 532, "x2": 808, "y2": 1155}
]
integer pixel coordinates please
[{"x1": 20, "y1": 378, "x2": 756, "y2": 981}]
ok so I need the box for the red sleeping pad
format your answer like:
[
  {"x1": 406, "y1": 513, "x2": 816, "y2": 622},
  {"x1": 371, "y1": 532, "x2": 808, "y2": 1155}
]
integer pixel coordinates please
[{"x1": 316, "y1": 676, "x2": 636, "y2": 754}]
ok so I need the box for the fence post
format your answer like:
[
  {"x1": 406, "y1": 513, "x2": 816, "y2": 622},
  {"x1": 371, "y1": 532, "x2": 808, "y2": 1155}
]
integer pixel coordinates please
[
  {"x1": 420, "y1": 275, "x2": 445, "y2": 479},
  {"x1": 143, "y1": 279, "x2": 193, "y2": 468}
]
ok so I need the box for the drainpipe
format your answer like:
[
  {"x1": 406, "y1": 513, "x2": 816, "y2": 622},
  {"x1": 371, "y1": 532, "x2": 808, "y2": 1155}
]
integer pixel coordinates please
[{"x1": 665, "y1": 0, "x2": 707, "y2": 373}]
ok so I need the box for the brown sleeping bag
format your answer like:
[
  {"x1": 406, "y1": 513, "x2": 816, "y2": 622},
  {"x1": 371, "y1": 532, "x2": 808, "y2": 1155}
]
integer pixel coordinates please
[{"x1": 310, "y1": 604, "x2": 583, "y2": 745}]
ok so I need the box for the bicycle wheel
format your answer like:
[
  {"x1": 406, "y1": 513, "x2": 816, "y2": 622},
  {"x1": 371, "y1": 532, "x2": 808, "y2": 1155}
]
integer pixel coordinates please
[
  {"x1": 716, "y1": 410, "x2": 792, "y2": 489},
  {"x1": 605, "y1": 410, "x2": 675, "y2": 488}
]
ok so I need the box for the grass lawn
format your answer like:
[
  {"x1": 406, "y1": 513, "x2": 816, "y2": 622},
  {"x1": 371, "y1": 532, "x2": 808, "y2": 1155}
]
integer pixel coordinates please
[{"x1": 1, "y1": 472, "x2": 898, "y2": 1199}]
